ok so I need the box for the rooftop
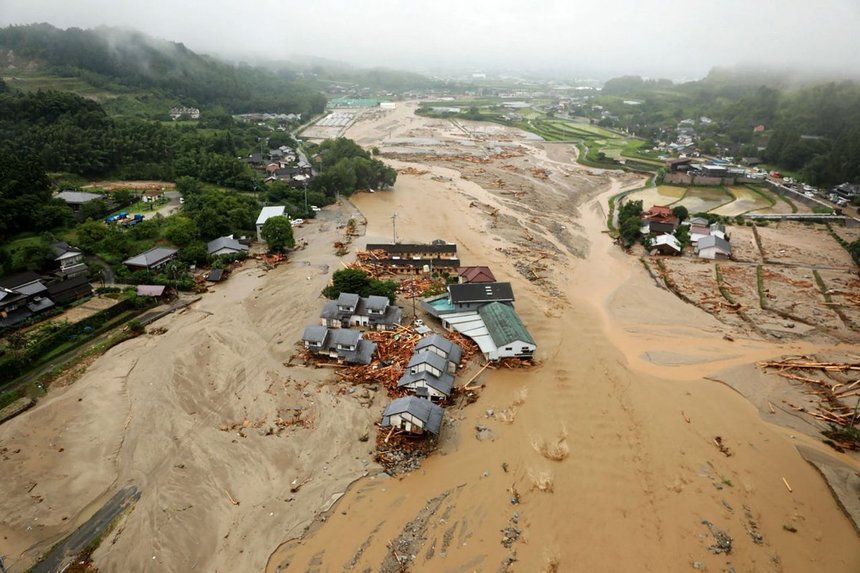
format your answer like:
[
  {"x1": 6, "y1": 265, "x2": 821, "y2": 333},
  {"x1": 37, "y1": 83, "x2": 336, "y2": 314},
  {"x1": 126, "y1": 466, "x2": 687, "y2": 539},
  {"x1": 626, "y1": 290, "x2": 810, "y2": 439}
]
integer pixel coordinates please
[
  {"x1": 448, "y1": 282, "x2": 514, "y2": 304},
  {"x1": 207, "y1": 236, "x2": 249, "y2": 255},
  {"x1": 366, "y1": 242, "x2": 457, "y2": 254},
  {"x1": 457, "y1": 266, "x2": 496, "y2": 283},
  {"x1": 256, "y1": 205, "x2": 286, "y2": 226},
  {"x1": 56, "y1": 190, "x2": 102, "y2": 204},
  {"x1": 415, "y1": 334, "x2": 462, "y2": 364},
  {"x1": 123, "y1": 247, "x2": 178, "y2": 268},
  {"x1": 479, "y1": 302, "x2": 536, "y2": 347}
]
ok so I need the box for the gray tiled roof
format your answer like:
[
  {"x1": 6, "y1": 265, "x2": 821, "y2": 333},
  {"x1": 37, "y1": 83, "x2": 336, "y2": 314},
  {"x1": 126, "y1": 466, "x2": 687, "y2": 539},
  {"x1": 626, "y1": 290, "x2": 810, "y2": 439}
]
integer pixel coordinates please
[
  {"x1": 336, "y1": 292, "x2": 360, "y2": 308},
  {"x1": 365, "y1": 295, "x2": 389, "y2": 312},
  {"x1": 415, "y1": 334, "x2": 462, "y2": 364},
  {"x1": 697, "y1": 235, "x2": 731, "y2": 252},
  {"x1": 382, "y1": 396, "x2": 444, "y2": 435},
  {"x1": 302, "y1": 325, "x2": 329, "y2": 344},
  {"x1": 123, "y1": 247, "x2": 178, "y2": 268},
  {"x1": 329, "y1": 328, "x2": 361, "y2": 348},
  {"x1": 207, "y1": 236, "x2": 249, "y2": 255},
  {"x1": 320, "y1": 300, "x2": 339, "y2": 320},
  {"x1": 56, "y1": 190, "x2": 102, "y2": 204},
  {"x1": 397, "y1": 370, "x2": 454, "y2": 397},
  {"x1": 407, "y1": 350, "x2": 449, "y2": 373}
]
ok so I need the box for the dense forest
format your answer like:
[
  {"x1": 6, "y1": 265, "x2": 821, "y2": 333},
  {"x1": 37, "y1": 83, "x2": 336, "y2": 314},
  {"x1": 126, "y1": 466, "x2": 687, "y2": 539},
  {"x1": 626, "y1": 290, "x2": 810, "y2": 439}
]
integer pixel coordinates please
[
  {"x1": 594, "y1": 69, "x2": 860, "y2": 185},
  {"x1": 0, "y1": 89, "x2": 267, "y2": 186},
  {"x1": 0, "y1": 23, "x2": 327, "y2": 115}
]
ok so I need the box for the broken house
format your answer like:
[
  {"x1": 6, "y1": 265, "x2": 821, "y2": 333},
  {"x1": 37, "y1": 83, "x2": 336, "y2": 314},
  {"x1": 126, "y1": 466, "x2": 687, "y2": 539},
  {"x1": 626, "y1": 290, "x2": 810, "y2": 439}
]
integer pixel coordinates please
[
  {"x1": 320, "y1": 292, "x2": 402, "y2": 331},
  {"x1": 364, "y1": 241, "x2": 460, "y2": 274},
  {"x1": 640, "y1": 205, "x2": 679, "y2": 235},
  {"x1": 0, "y1": 272, "x2": 54, "y2": 328},
  {"x1": 381, "y1": 396, "x2": 444, "y2": 436},
  {"x1": 414, "y1": 334, "x2": 462, "y2": 373},
  {"x1": 695, "y1": 235, "x2": 732, "y2": 260},
  {"x1": 649, "y1": 234, "x2": 682, "y2": 255},
  {"x1": 301, "y1": 325, "x2": 377, "y2": 365},
  {"x1": 207, "y1": 236, "x2": 250, "y2": 257},
  {"x1": 123, "y1": 247, "x2": 179, "y2": 272},
  {"x1": 456, "y1": 266, "x2": 496, "y2": 284},
  {"x1": 398, "y1": 351, "x2": 455, "y2": 401},
  {"x1": 709, "y1": 222, "x2": 729, "y2": 240}
]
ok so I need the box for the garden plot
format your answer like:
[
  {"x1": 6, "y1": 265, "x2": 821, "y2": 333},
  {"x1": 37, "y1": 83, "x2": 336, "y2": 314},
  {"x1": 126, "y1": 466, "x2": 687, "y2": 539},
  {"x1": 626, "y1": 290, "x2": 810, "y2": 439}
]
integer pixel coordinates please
[{"x1": 756, "y1": 222, "x2": 856, "y2": 268}]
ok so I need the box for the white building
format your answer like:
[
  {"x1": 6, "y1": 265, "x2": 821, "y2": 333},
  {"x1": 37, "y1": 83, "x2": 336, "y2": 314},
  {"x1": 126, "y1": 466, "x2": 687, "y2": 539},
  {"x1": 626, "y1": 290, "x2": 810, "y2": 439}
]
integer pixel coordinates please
[{"x1": 256, "y1": 205, "x2": 286, "y2": 241}]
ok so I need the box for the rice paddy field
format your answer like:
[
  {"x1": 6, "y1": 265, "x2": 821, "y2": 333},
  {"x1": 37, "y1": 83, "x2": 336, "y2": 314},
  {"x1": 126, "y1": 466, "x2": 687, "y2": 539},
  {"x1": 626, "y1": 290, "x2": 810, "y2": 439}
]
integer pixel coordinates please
[
  {"x1": 628, "y1": 185, "x2": 687, "y2": 207},
  {"x1": 710, "y1": 186, "x2": 774, "y2": 216}
]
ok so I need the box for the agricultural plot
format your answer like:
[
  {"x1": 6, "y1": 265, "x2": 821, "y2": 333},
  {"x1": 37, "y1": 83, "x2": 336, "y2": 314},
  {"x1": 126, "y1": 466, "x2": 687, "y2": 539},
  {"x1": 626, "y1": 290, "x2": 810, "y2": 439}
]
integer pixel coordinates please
[
  {"x1": 673, "y1": 186, "x2": 733, "y2": 213},
  {"x1": 756, "y1": 222, "x2": 856, "y2": 268},
  {"x1": 711, "y1": 186, "x2": 775, "y2": 216},
  {"x1": 816, "y1": 270, "x2": 860, "y2": 329},
  {"x1": 625, "y1": 185, "x2": 686, "y2": 207},
  {"x1": 725, "y1": 226, "x2": 761, "y2": 262},
  {"x1": 760, "y1": 266, "x2": 846, "y2": 332}
]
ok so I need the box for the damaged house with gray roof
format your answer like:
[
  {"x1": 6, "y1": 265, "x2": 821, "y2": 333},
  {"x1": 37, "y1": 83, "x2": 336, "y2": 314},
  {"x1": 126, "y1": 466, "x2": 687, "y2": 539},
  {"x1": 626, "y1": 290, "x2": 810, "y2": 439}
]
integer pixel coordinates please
[
  {"x1": 320, "y1": 292, "x2": 402, "y2": 331},
  {"x1": 301, "y1": 325, "x2": 376, "y2": 365}
]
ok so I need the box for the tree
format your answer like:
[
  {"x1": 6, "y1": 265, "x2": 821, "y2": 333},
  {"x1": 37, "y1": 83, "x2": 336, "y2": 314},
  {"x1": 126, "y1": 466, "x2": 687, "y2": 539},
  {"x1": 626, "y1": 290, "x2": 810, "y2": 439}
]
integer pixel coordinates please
[
  {"x1": 163, "y1": 215, "x2": 198, "y2": 247},
  {"x1": 260, "y1": 215, "x2": 294, "y2": 251},
  {"x1": 322, "y1": 268, "x2": 397, "y2": 303},
  {"x1": 75, "y1": 219, "x2": 109, "y2": 252},
  {"x1": 671, "y1": 205, "x2": 689, "y2": 222},
  {"x1": 674, "y1": 225, "x2": 691, "y2": 247},
  {"x1": 79, "y1": 199, "x2": 110, "y2": 221}
]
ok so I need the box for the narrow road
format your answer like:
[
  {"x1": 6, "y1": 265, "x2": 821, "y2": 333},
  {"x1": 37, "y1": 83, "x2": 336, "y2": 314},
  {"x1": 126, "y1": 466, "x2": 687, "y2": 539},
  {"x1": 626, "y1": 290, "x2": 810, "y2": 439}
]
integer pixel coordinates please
[{"x1": 30, "y1": 485, "x2": 140, "y2": 573}]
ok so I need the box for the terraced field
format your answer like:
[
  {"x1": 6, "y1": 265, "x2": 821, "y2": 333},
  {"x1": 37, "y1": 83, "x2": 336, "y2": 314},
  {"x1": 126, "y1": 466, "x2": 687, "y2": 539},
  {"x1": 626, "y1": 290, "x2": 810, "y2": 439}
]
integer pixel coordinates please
[{"x1": 711, "y1": 186, "x2": 775, "y2": 216}]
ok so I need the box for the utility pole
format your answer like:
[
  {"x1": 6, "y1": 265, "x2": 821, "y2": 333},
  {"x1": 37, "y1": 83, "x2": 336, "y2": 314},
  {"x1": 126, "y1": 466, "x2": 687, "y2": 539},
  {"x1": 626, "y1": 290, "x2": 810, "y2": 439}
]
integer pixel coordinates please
[{"x1": 391, "y1": 212, "x2": 397, "y2": 244}]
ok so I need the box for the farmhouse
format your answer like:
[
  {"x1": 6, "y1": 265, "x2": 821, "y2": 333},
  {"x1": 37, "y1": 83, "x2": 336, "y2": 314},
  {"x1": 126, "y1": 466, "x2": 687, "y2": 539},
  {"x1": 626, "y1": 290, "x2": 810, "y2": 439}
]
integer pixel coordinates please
[
  {"x1": 695, "y1": 235, "x2": 732, "y2": 260},
  {"x1": 319, "y1": 292, "x2": 402, "y2": 330},
  {"x1": 123, "y1": 247, "x2": 179, "y2": 271},
  {"x1": 301, "y1": 326, "x2": 377, "y2": 365},
  {"x1": 256, "y1": 205, "x2": 286, "y2": 241},
  {"x1": 381, "y1": 396, "x2": 444, "y2": 436},
  {"x1": 207, "y1": 236, "x2": 250, "y2": 257}
]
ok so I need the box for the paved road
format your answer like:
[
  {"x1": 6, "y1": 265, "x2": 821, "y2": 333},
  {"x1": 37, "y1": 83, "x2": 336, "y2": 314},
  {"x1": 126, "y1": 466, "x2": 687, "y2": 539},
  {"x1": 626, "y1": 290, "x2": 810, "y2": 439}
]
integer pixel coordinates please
[{"x1": 30, "y1": 485, "x2": 140, "y2": 573}]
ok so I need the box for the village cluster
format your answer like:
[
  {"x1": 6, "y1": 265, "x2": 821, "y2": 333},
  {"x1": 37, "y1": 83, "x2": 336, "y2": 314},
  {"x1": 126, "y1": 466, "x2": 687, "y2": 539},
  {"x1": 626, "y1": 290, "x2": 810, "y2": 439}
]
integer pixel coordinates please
[
  {"x1": 640, "y1": 205, "x2": 733, "y2": 259},
  {"x1": 300, "y1": 241, "x2": 536, "y2": 442}
]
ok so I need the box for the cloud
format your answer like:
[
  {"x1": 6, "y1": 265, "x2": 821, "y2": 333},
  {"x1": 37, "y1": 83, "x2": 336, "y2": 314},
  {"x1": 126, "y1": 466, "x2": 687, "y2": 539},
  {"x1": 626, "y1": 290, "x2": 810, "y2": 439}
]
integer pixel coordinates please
[{"x1": 2, "y1": 0, "x2": 860, "y2": 78}]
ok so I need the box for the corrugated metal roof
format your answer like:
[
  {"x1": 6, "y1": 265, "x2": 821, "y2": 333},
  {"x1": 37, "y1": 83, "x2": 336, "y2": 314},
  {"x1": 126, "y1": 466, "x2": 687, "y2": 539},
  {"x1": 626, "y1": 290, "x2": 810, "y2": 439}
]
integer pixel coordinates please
[
  {"x1": 256, "y1": 205, "x2": 286, "y2": 225},
  {"x1": 479, "y1": 302, "x2": 536, "y2": 347}
]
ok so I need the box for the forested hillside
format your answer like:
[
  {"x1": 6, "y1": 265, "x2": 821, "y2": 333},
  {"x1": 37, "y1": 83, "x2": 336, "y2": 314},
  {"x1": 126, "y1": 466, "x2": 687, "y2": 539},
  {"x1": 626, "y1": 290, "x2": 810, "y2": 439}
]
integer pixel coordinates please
[
  {"x1": 594, "y1": 69, "x2": 860, "y2": 185},
  {"x1": 0, "y1": 23, "x2": 326, "y2": 115}
]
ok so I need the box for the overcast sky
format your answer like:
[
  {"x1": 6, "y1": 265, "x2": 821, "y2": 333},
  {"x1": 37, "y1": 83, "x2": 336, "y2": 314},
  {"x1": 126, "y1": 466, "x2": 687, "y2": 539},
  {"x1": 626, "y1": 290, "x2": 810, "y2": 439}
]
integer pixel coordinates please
[{"x1": 3, "y1": 0, "x2": 860, "y2": 79}]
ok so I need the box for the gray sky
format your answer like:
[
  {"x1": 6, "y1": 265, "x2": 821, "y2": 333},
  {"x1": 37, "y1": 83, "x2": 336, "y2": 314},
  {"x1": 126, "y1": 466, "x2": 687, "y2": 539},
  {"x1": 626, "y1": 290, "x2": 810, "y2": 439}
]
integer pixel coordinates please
[{"x1": 3, "y1": 0, "x2": 860, "y2": 78}]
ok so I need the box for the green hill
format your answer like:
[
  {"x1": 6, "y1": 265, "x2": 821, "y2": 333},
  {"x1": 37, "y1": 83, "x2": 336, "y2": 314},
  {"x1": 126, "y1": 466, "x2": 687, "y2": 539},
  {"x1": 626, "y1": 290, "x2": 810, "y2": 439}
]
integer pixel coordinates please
[{"x1": 0, "y1": 23, "x2": 326, "y2": 117}]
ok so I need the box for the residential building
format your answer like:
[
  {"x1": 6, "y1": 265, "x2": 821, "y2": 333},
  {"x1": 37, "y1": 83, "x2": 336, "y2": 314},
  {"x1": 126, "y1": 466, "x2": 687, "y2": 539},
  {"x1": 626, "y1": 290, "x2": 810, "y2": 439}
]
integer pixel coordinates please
[
  {"x1": 414, "y1": 334, "x2": 462, "y2": 373},
  {"x1": 300, "y1": 326, "x2": 377, "y2": 364},
  {"x1": 397, "y1": 369, "x2": 454, "y2": 401},
  {"x1": 381, "y1": 396, "x2": 444, "y2": 436},
  {"x1": 0, "y1": 272, "x2": 54, "y2": 328},
  {"x1": 446, "y1": 282, "x2": 514, "y2": 313},
  {"x1": 207, "y1": 236, "x2": 250, "y2": 257},
  {"x1": 649, "y1": 234, "x2": 682, "y2": 255},
  {"x1": 695, "y1": 235, "x2": 732, "y2": 260},
  {"x1": 123, "y1": 247, "x2": 179, "y2": 271},
  {"x1": 56, "y1": 191, "x2": 102, "y2": 211},
  {"x1": 319, "y1": 292, "x2": 402, "y2": 331},
  {"x1": 256, "y1": 206, "x2": 286, "y2": 241},
  {"x1": 169, "y1": 107, "x2": 200, "y2": 120},
  {"x1": 365, "y1": 241, "x2": 458, "y2": 260},
  {"x1": 640, "y1": 205, "x2": 680, "y2": 235},
  {"x1": 46, "y1": 275, "x2": 92, "y2": 305},
  {"x1": 51, "y1": 241, "x2": 88, "y2": 279},
  {"x1": 457, "y1": 266, "x2": 496, "y2": 284},
  {"x1": 142, "y1": 190, "x2": 164, "y2": 203},
  {"x1": 709, "y1": 222, "x2": 729, "y2": 240}
]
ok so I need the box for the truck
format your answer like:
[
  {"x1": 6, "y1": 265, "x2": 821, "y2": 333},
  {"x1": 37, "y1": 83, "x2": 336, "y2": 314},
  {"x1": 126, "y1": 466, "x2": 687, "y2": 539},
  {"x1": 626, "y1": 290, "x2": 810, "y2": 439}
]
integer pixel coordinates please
[{"x1": 122, "y1": 214, "x2": 145, "y2": 227}]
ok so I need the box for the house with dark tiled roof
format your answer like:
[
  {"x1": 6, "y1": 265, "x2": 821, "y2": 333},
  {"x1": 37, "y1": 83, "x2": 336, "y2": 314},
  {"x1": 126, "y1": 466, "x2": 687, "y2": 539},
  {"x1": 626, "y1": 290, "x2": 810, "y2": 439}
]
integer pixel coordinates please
[
  {"x1": 301, "y1": 326, "x2": 377, "y2": 365},
  {"x1": 381, "y1": 396, "x2": 444, "y2": 436},
  {"x1": 319, "y1": 292, "x2": 402, "y2": 331},
  {"x1": 0, "y1": 272, "x2": 54, "y2": 328},
  {"x1": 123, "y1": 247, "x2": 178, "y2": 271}
]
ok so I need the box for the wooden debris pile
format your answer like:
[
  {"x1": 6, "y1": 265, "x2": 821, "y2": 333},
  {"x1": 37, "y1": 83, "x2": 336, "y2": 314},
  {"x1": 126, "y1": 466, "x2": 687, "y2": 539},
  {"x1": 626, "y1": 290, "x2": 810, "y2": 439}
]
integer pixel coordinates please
[
  {"x1": 445, "y1": 331, "x2": 479, "y2": 364},
  {"x1": 347, "y1": 249, "x2": 390, "y2": 278},
  {"x1": 375, "y1": 429, "x2": 437, "y2": 475},
  {"x1": 398, "y1": 167, "x2": 429, "y2": 176},
  {"x1": 530, "y1": 167, "x2": 549, "y2": 179},
  {"x1": 397, "y1": 277, "x2": 439, "y2": 298},
  {"x1": 333, "y1": 241, "x2": 350, "y2": 256},
  {"x1": 336, "y1": 327, "x2": 423, "y2": 394},
  {"x1": 758, "y1": 357, "x2": 860, "y2": 450}
]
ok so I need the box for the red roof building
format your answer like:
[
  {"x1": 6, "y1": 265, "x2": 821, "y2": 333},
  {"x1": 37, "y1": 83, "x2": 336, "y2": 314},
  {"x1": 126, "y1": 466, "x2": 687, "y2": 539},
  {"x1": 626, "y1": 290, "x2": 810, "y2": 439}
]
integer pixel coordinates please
[{"x1": 456, "y1": 266, "x2": 496, "y2": 284}]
